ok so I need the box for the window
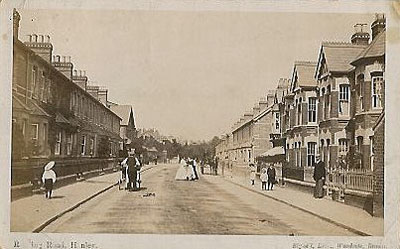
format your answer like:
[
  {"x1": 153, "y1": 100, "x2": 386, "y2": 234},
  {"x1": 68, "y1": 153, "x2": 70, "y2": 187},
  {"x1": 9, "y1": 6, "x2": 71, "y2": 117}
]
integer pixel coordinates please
[
  {"x1": 81, "y1": 135, "x2": 86, "y2": 155},
  {"x1": 308, "y1": 98, "x2": 317, "y2": 123},
  {"x1": 67, "y1": 133, "x2": 73, "y2": 155},
  {"x1": 326, "y1": 139, "x2": 331, "y2": 168},
  {"x1": 39, "y1": 71, "x2": 45, "y2": 101},
  {"x1": 339, "y1": 139, "x2": 348, "y2": 155},
  {"x1": 339, "y1": 84, "x2": 350, "y2": 116},
  {"x1": 31, "y1": 68, "x2": 37, "y2": 98},
  {"x1": 297, "y1": 99, "x2": 302, "y2": 125},
  {"x1": 307, "y1": 142, "x2": 316, "y2": 167},
  {"x1": 274, "y1": 112, "x2": 280, "y2": 131},
  {"x1": 55, "y1": 131, "x2": 62, "y2": 155},
  {"x1": 90, "y1": 138, "x2": 94, "y2": 155},
  {"x1": 372, "y1": 76, "x2": 384, "y2": 109},
  {"x1": 31, "y1": 124, "x2": 39, "y2": 141},
  {"x1": 357, "y1": 136, "x2": 363, "y2": 153},
  {"x1": 296, "y1": 142, "x2": 302, "y2": 167},
  {"x1": 370, "y1": 136, "x2": 374, "y2": 171},
  {"x1": 357, "y1": 74, "x2": 364, "y2": 111}
]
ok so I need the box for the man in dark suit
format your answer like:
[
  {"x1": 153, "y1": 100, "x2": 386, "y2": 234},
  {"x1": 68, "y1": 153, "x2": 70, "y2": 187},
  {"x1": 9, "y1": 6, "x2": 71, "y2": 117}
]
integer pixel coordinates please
[
  {"x1": 267, "y1": 164, "x2": 276, "y2": 190},
  {"x1": 313, "y1": 154, "x2": 326, "y2": 198}
]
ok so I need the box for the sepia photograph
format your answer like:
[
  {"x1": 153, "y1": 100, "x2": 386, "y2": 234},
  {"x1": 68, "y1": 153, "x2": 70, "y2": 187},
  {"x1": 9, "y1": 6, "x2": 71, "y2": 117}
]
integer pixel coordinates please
[
  {"x1": 2, "y1": 1, "x2": 400, "y2": 248},
  {"x1": 8, "y1": 7, "x2": 387, "y2": 237}
]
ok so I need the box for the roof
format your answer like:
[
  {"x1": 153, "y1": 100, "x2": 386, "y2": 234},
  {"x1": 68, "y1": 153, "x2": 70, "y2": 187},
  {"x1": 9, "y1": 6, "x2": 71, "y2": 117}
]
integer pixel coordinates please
[
  {"x1": 352, "y1": 30, "x2": 385, "y2": 65},
  {"x1": 110, "y1": 105, "x2": 135, "y2": 126},
  {"x1": 259, "y1": 146, "x2": 285, "y2": 157},
  {"x1": 12, "y1": 95, "x2": 50, "y2": 117},
  {"x1": 292, "y1": 61, "x2": 317, "y2": 90},
  {"x1": 317, "y1": 42, "x2": 367, "y2": 75},
  {"x1": 275, "y1": 78, "x2": 290, "y2": 103}
]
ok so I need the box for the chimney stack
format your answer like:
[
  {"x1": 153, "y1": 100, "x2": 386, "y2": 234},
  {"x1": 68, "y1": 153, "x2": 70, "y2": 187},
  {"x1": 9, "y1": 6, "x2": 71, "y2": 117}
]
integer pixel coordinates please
[
  {"x1": 258, "y1": 98, "x2": 268, "y2": 111},
  {"x1": 266, "y1": 90, "x2": 275, "y2": 107},
  {"x1": 72, "y1": 69, "x2": 88, "y2": 90},
  {"x1": 351, "y1": 24, "x2": 370, "y2": 45},
  {"x1": 24, "y1": 33, "x2": 54, "y2": 63},
  {"x1": 13, "y1": 9, "x2": 20, "y2": 39},
  {"x1": 52, "y1": 54, "x2": 74, "y2": 80},
  {"x1": 371, "y1": 13, "x2": 385, "y2": 40}
]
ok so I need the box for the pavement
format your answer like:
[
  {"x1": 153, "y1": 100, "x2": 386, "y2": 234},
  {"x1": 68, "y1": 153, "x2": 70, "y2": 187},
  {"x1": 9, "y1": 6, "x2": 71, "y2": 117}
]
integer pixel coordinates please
[
  {"x1": 10, "y1": 164, "x2": 154, "y2": 232},
  {"x1": 221, "y1": 170, "x2": 384, "y2": 236}
]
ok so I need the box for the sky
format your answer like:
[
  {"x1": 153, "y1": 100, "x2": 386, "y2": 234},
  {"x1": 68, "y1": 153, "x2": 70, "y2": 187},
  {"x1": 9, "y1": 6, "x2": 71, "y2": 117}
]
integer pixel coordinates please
[{"x1": 18, "y1": 10, "x2": 374, "y2": 141}]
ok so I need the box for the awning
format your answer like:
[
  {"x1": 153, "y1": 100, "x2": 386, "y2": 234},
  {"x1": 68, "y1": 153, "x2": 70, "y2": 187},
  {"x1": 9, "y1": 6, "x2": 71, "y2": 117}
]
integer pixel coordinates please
[{"x1": 259, "y1": 146, "x2": 285, "y2": 157}]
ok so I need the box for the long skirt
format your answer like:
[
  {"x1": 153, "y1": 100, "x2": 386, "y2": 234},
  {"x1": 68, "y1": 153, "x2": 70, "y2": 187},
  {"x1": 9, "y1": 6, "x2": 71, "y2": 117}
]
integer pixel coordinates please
[
  {"x1": 175, "y1": 165, "x2": 190, "y2": 180},
  {"x1": 314, "y1": 179, "x2": 324, "y2": 198}
]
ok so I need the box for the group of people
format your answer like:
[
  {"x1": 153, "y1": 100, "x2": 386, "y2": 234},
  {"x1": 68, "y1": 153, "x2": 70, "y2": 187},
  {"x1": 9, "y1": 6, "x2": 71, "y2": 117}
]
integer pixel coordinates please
[
  {"x1": 119, "y1": 153, "x2": 143, "y2": 191},
  {"x1": 175, "y1": 158, "x2": 200, "y2": 181},
  {"x1": 249, "y1": 163, "x2": 277, "y2": 191}
]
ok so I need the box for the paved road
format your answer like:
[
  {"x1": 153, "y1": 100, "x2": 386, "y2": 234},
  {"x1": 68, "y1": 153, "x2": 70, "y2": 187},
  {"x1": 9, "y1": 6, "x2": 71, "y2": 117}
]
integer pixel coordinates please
[{"x1": 43, "y1": 164, "x2": 357, "y2": 235}]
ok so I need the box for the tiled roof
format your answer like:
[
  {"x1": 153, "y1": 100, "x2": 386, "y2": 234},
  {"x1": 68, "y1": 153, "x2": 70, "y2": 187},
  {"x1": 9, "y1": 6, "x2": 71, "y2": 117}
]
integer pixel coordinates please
[
  {"x1": 352, "y1": 30, "x2": 385, "y2": 64},
  {"x1": 321, "y1": 42, "x2": 367, "y2": 72},
  {"x1": 110, "y1": 105, "x2": 134, "y2": 126},
  {"x1": 293, "y1": 61, "x2": 317, "y2": 87}
]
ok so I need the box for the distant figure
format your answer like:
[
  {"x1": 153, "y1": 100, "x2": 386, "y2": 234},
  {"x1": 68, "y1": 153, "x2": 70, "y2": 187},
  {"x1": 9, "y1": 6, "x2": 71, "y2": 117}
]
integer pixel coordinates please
[
  {"x1": 42, "y1": 161, "x2": 57, "y2": 199},
  {"x1": 260, "y1": 168, "x2": 268, "y2": 191},
  {"x1": 313, "y1": 154, "x2": 326, "y2": 198},
  {"x1": 175, "y1": 158, "x2": 190, "y2": 181},
  {"x1": 267, "y1": 164, "x2": 276, "y2": 190},
  {"x1": 193, "y1": 159, "x2": 200, "y2": 180},
  {"x1": 249, "y1": 163, "x2": 256, "y2": 186}
]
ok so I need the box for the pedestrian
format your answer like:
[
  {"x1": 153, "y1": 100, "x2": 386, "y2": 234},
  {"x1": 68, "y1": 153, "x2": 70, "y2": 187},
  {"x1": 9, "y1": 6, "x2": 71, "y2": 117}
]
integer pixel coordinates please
[
  {"x1": 267, "y1": 164, "x2": 276, "y2": 190},
  {"x1": 126, "y1": 155, "x2": 137, "y2": 191},
  {"x1": 193, "y1": 158, "x2": 199, "y2": 180},
  {"x1": 119, "y1": 157, "x2": 128, "y2": 190},
  {"x1": 249, "y1": 163, "x2": 256, "y2": 186},
  {"x1": 42, "y1": 161, "x2": 57, "y2": 199},
  {"x1": 260, "y1": 168, "x2": 268, "y2": 190},
  {"x1": 134, "y1": 153, "x2": 142, "y2": 189},
  {"x1": 313, "y1": 154, "x2": 326, "y2": 198}
]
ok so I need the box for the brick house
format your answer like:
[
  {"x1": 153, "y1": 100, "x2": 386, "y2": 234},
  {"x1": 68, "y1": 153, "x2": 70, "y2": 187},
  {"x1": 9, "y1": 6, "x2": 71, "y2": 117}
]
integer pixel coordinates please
[
  {"x1": 283, "y1": 61, "x2": 319, "y2": 182},
  {"x1": 347, "y1": 15, "x2": 385, "y2": 171},
  {"x1": 315, "y1": 38, "x2": 368, "y2": 171},
  {"x1": 11, "y1": 10, "x2": 121, "y2": 185},
  {"x1": 109, "y1": 104, "x2": 137, "y2": 154}
]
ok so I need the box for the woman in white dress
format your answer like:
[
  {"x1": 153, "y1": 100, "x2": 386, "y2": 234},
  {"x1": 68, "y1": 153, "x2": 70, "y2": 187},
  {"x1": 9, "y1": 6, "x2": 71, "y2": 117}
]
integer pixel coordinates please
[{"x1": 175, "y1": 158, "x2": 190, "y2": 181}]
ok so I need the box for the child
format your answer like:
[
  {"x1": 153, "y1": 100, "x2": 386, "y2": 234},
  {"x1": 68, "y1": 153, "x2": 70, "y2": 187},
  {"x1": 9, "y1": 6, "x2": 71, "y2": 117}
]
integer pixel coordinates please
[
  {"x1": 260, "y1": 168, "x2": 268, "y2": 190},
  {"x1": 42, "y1": 161, "x2": 57, "y2": 199},
  {"x1": 249, "y1": 164, "x2": 256, "y2": 186}
]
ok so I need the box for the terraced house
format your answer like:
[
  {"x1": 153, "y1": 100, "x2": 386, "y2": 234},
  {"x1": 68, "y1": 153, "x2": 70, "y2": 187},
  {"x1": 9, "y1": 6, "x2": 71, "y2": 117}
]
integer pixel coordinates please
[
  {"x1": 283, "y1": 61, "x2": 319, "y2": 183},
  {"x1": 11, "y1": 10, "x2": 122, "y2": 186},
  {"x1": 216, "y1": 14, "x2": 385, "y2": 215}
]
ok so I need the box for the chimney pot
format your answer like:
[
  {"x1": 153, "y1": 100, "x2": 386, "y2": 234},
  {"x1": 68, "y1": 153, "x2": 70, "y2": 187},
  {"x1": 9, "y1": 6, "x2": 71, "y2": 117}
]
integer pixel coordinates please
[
  {"x1": 46, "y1": 35, "x2": 50, "y2": 43},
  {"x1": 56, "y1": 55, "x2": 60, "y2": 62},
  {"x1": 32, "y1": 34, "x2": 37, "y2": 42},
  {"x1": 40, "y1": 35, "x2": 44, "y2": 43},
  {"x1": 68, "y1": 56, "x2": 71, "y2": 63}
]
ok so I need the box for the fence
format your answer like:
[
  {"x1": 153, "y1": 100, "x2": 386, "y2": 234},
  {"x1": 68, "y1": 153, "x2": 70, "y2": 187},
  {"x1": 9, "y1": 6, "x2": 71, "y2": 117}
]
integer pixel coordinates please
[{"x1": 325, "y1": 168, "x2": 373, "y2": 202}]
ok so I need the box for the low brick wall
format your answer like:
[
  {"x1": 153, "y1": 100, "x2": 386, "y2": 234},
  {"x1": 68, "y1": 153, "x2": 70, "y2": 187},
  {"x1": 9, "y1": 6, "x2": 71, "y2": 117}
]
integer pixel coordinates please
[
  {"x1": 11, "y1": 158, "x2": 121, "y2": 201},
  {"x1": 11, "y1": 157, "x2": 120, "y2": 186}
]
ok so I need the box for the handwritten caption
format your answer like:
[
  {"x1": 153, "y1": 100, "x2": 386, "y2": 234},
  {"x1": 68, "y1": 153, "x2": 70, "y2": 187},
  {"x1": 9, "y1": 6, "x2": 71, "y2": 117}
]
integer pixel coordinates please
[
  {"x1": 292, "y1": 242, "x2": 388, "y2": 249},
  {"x1": 13, "y1": 239, "x2": 98, "y2": 249}
]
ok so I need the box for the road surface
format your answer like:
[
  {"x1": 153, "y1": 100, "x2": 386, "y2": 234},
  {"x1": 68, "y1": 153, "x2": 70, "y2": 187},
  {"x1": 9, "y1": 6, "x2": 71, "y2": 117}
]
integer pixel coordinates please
[{"x1": 42, "y1": 164, "x2": 357, "y2": 235}]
